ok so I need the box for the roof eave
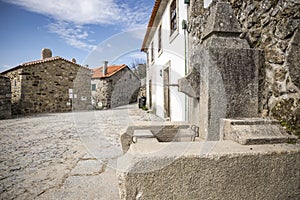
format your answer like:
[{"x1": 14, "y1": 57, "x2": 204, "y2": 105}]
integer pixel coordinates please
[{"x1": 141, "y1": 0, "x2": 166, "y2": 52}]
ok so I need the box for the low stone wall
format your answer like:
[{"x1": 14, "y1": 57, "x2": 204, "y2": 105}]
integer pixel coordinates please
[
  {"x1": 117, "y1": 140, "x2": 300, "y2": 200},
  {"x1": 0, "y1": 75, "x2": 11, "y2": 119}
]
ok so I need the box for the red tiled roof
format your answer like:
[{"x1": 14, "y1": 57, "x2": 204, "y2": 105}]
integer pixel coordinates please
[
  {"x1": 141, "y1": 0, "x2": 162, "y2": 51},
  {"x1": 1, "y1": 56, "x2": 88, "y2": 74},
  {"x1": 92, "y1": 64, "x2": 127, "y2": 79}
]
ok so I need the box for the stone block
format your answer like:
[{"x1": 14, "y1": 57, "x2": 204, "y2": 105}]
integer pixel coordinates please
[
  {"x1": 220, "y1": 118, "x2": 297, "y2": 145},
  {"x1": 202, "y1": 2, "x2": 242, "y2": 40},
  {"x1": 117, "y1": 141, "x2": 300, "y2": 200}
]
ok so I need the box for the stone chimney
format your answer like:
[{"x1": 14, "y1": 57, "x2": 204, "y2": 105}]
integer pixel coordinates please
[
  {"x1": 41, "y1": 48, "x2": 52, "y2": 59},
  {"x1": 71, "y1": 58, "x2": 76, "y2": 63},
  {"x1": 103, "y1": 61, "x2": 108, "y2": 76}
]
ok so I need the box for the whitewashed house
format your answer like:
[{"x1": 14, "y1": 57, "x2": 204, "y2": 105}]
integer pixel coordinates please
[{"x1": 141, "y1": 0, "x2": 189, "y2": 121}]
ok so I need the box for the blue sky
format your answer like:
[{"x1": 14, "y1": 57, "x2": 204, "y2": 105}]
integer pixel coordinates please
[{"x1": 0, "y1": 0, "x2": 154, "y2": 72}]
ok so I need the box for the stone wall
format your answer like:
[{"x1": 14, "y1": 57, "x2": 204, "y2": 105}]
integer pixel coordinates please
[
  {"x1": 117, "y1": 140, "x2": 300, "y2": 200},
  {"x1": 72, "y1": 67, "x2": 93, "y2": 110},
  {"x1": 2, "y1": 58, "x2": 91, "y2": 114},
  {"x1": 0, "y1": 75, "x2": 12, "y2": 119},
  {"x1": 4, "y1": 68, "x2": 22, "y2": 115},
  {"x1": 188, "y1": 0, "x2": 300, "y2": 137},
  {"x1": 95, "y1": 67, "x2": 140, "y2": 109}
]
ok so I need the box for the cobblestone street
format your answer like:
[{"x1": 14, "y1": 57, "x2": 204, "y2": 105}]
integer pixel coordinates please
[{"x1": 0, "y1": 104, "x2": 162, "y2": 199}]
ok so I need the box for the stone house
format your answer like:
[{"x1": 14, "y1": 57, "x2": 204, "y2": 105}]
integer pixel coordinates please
[
  {"x1": 91, "y1": 62, "x2": 140, "y2": 109},
  {"x1": 1, "y1": 49, "x2": 91, "y2": 115},
  {"x1": 0, "y1": 75, "x2": 12, "y2": 119},
  {"x1": 141, "y1": 0, "x2": 188, "y2": 121}
]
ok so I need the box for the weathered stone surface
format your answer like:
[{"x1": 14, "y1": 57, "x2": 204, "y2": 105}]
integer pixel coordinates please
[
  {"x1": 271, "y1": 98, "x2": 300, "y2": 137},
  {"x1": 70, "y1": 159, "x2": 104, "y2": 176},
  {"x1": 265, "y1": 48, "x2": 285, "y2": 64},
  {"x1": 117, "y1": 140, "x2": 300, "y2": 200},
  {"x1": 220, "y1": 118, "x2": 297, "y2": 144},
  {"x1": 202, "y1": 1, "x2": 242, "y2": 40},
  {"x1": 0, "y1": 75, "x2": 11, "y2": 119},
  {"x1": 286, "y1": 26, "x2": 300, "y2": 88},
  {"x1": 178, "y1": 69, "x2": 200, "y2": 98}
]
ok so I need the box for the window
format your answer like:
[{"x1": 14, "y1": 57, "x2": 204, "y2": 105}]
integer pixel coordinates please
[
  {"x1": 129, "y1": 74, "x2": 132, "y2": 79},
  {"x1": 146, "y1": 51, "x2": 149, "y2": 65},
  {"x1": 170, "y1": 0, "x2": 177, "y2": 35},
  {"x1": 158, "y1": 24, "x2": 162, "y2": 53},
  {"x1": 91, "y1": 84, "x2": 96, "y2": 91},
  {"x1": 151, "y1": 41, "x2": 154, "y2": 63}
]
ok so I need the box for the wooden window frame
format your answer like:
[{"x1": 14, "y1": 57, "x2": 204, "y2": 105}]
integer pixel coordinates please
[{"x1": 170, "y1": 0, "x2": 177, "y2": 36}]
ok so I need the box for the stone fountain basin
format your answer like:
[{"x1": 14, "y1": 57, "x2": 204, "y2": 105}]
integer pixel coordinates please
[{"x1": 120, "y1": 122, "x2": 196, "y2": 153}]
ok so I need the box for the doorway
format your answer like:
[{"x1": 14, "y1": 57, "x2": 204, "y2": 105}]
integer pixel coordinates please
[
  {"x1": 149, "y1": 80, "x2": 152, "y2": 108},
  {"x1": 163, "y1": 66, "x2": 170, "y2": 119}
]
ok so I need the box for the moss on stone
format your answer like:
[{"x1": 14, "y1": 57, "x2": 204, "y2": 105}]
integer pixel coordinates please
[{"x1": 271, "y1": 98, "x2": 300, "y2": 138}]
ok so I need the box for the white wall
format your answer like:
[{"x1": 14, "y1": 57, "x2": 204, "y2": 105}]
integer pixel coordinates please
[{"x1": 146, "y1": 0, "x2": 188, "y2": 121}]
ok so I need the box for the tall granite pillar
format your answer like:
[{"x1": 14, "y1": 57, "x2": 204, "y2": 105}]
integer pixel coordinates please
[{"x1": 179, "y1": 2, "x2": 262, "y2": 140}]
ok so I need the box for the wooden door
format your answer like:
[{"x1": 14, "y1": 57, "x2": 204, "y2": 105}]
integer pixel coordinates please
[{"x1": 163, "y1": 67, "x2": 170, "y2": 119}]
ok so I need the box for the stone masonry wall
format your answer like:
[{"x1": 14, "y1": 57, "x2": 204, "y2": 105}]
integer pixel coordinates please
[
  {"x1": 3, "y1": 59, "x2": 91, "y2": 114},
  {"x1": 95, "y1": 67, "x2": 140, "y2": 109},
  {"x1": 72, "y1": 67, "x2": 93, "y2": 110},
  {"x1": 0, "y1": 75, "x2": 12, "y2": 119},
  {"x1": 3, "y1": 69, "x2": 23, "y2": 115},
  {"x1": 110, "y1": 68, "x2": 140, "y2": 108},
  {"x1": 188, "y1": 0, "x2": 300, "y2": 137}
]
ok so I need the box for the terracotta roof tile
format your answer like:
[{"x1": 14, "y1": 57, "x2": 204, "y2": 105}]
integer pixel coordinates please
[
  {"x1": 92, "y1": 64, "x2": 127, "y2": 79},
  {"x1": 1, "y1": 56, "x2": 89, "y2": 74}
]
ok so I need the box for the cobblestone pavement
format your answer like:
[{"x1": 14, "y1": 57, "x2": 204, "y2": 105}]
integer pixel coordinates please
[{"x1": 0, "y1": 104, "x2": 162, "y2": 200}]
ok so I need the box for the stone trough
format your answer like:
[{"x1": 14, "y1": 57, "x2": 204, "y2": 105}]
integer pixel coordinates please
[{"x1": 120, "y1": 122, "x2": 199, "y2": 153}]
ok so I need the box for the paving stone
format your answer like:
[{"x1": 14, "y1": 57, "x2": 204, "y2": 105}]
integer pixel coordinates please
[
  {"x1": 0, "y1": 104, "x2": 162, "y2": 200},
  {"x1": 70, "y1": 159, "x2": 104, "y2": 176}
]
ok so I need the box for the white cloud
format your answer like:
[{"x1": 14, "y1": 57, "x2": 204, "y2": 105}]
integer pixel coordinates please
[
  {"x1": 5, "y1": 0, "x2": 152, "y2": 51},
  {"x1": 6, "y1": 0, "x2": 121, "y2": 24},
  {"x1": 6, "y1": 0, "x2": 151, "y2": 26},
  {"x1": 128, "y1": 52, "x2": 146, "y2": 61},
  {"x1": 48, "y1": 21, "x2": 96, "y2": 51},
  {"x1": 0, "y1": 64, "x2": 12, "y2": 72}
]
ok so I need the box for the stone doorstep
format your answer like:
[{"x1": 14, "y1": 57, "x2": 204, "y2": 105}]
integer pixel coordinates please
[{"x1": 220, "y1": 118, "x2": 297, "y2": 145}]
